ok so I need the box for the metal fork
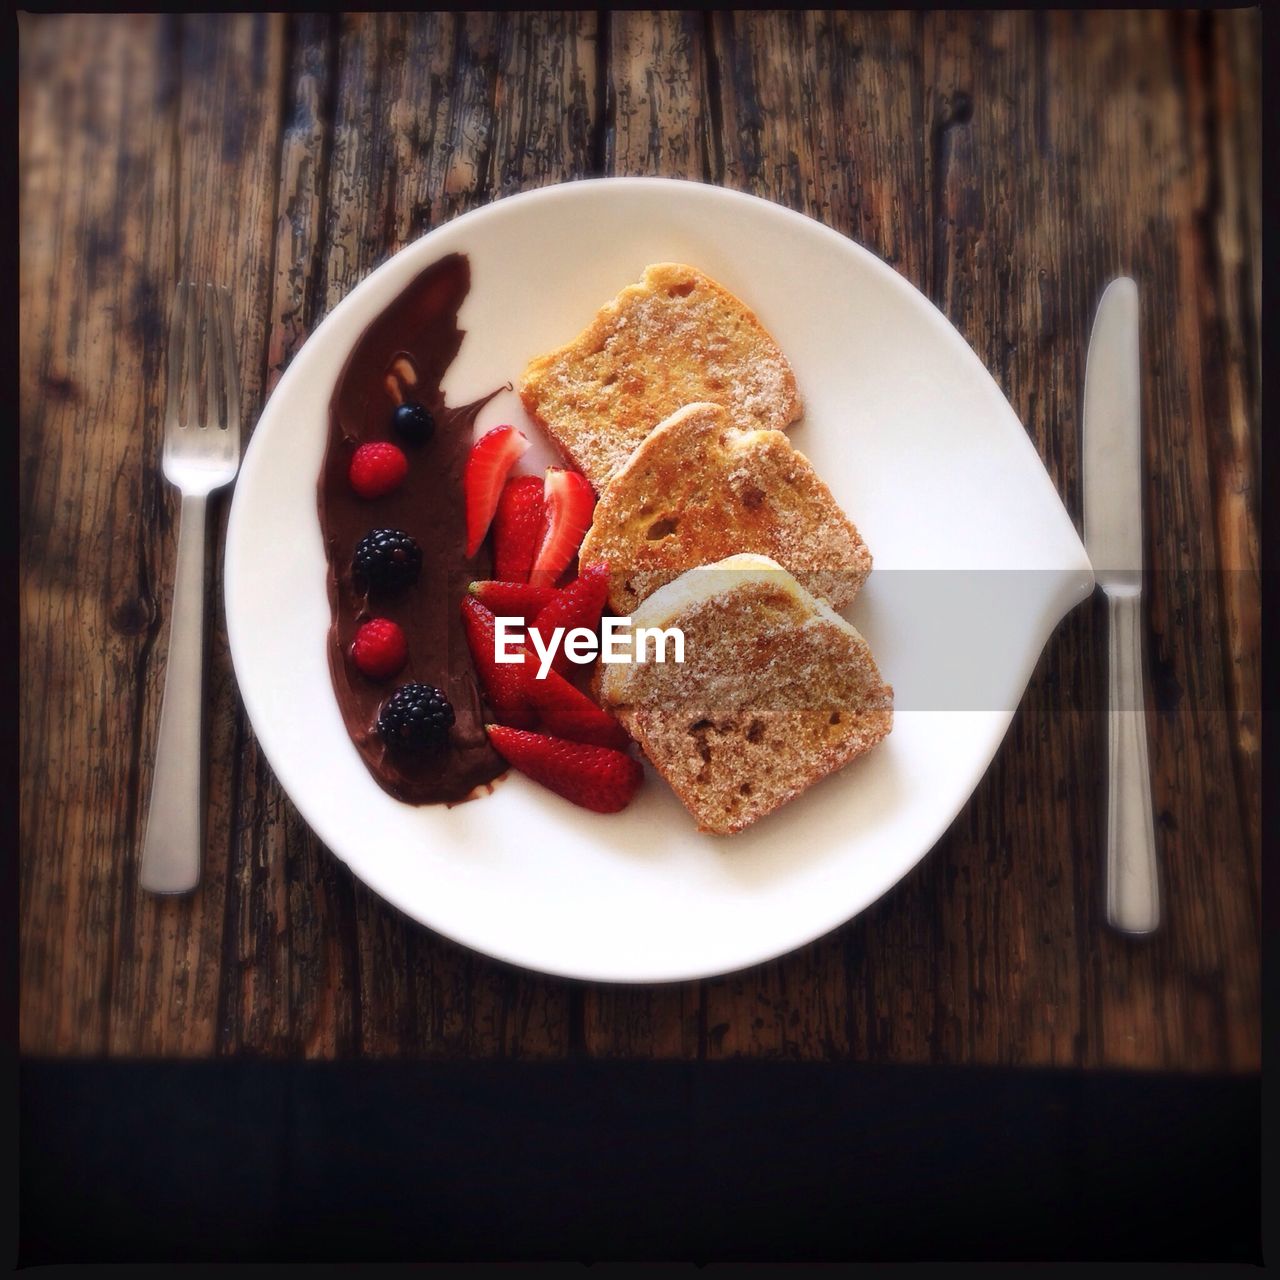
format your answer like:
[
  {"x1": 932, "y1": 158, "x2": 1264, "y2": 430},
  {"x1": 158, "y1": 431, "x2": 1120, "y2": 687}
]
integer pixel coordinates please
[{"x1": 139, "y1": 283, "x2": 241, "y2": 894}]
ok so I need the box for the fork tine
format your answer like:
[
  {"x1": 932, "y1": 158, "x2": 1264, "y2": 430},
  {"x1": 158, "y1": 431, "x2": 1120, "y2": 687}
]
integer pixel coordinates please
[
  {"x1": 215, "y1": 286, "x2": 241, "y2": 436},
  {"x1": 166, "y1": 282, "x2": 190, "y2": 427},
  {"x1": 184, "y1": 280, "x2": 201, "y2": 428},
  {"x1": 204, "y1": 284, "x2": 220, "y2": 429}
]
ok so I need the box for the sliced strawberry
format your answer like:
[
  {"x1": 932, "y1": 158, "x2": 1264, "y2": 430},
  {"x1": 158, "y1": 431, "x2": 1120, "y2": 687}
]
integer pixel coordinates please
[
  {"x1": 468, "y1": 578, "x2": 560, "y2": 620},
  {"x1": 525, "y1": 664, "x2": 629, "y2": 749},
  {"x1": 529, "y1": 560, "x2": 610, "y2": 675},
  {"x1": 459, "y1": 596, "x2": 535, "y2": 728},
  {"x1": 464, "y1": 426, "x2": 531, "y2": 558},
  {"x1": 462, "y1": 586, "x2": 625, "y2": 744},
  {"x1": 486, "y1": 726, "x2": 643, "y2": 814},
  {"x1": 492, "y1": 475, "x2": 547, "y2": 582},
  {"x1": 529, "y1": 468, "x2": 595, "y2": 586}
]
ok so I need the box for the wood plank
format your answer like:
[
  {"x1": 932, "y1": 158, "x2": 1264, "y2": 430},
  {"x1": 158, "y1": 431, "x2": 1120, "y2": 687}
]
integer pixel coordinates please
[
  {"x1": 312, "y1": 12, "x2": 467, "y2": 1057},
  {"x1": 224, "y1": 14, "x2": 364, "y2": 1058},
  {"x1": 266, "y1": 15, "x2": 336, "y2": 397},
  {"x1": 882, "y1": 9, "x2": 1098, "y2": 1068},
  {"x1": 579, "y1": 9, "x2": 710, "y2": 1060},
  {"x1": 479, "y1": 9, "x2": 606, "y2": 1056},
  {"x1": 20, "y1": 14, "x2": 180, "y2": 1054},
  {"x1": 701, "y1": 8, "x2": 933, "y2": 1059},
  {"x1": 1038, "y1": 9, "x2": 1258, "y2": 1070},
  {"x1": 607, "y1": 10, "x2": 709, "y2": 181},
  {"x1": 108, "y1": 12, "x2": 289, "y2": 1056},
  {"x1": 700, "y1": 9, "x2": 1261, "y2": 1069},
  {"x1": 1173, "y1": 8, "x2": 1260, "y2": 1064},
  {"x1": 854, "y1": 9, "x2": 1259, "y2": 1071},
  {"x1": 1204, "y1": 9, "x2": 1260, "y2": 901},
  {"x1": 492, "y1": 11, "x2": 600, "y2": 196},
  {"x1": 313, "y1": 11, "x2": 604, "y2": 1057}
]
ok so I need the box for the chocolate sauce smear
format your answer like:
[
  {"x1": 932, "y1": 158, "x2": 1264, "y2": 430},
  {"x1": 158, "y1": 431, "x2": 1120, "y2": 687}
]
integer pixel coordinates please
[{"x1": 319, "y1": 253, "x2": 506, "y2": 804}]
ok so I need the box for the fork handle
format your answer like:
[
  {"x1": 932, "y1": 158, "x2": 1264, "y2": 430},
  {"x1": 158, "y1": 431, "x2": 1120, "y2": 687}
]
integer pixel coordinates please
[
  {"x1": 1103, "y1": 588, "x2": 1159, "y2": 934},
  {"x1": 140, "y1": 493, "x2": 209, "y2": 894}
]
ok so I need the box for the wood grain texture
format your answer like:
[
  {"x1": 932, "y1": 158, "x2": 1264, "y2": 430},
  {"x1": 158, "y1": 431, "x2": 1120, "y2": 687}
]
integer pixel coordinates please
[
  {"x1": 580, "y1": 9, "x2": 712, "y2": 1060},
  {"x1": 1204, "y1": 10, "x2": 1261, "y2": 903},
  {"x1": 19, "y1": 12, "x2": 1259, "y2": 1068},
  {"x1": 122, "y1": 13, "x2": 288, "y2": 1057},
  {"x1": 607, "y1": 10, "x2": 709, "y2": 181},
  {"x1": 20, "y1": 13, "x2": 182, "y2": 1055},
  {"x1": 228, "y1": 14, "x2": 361, "y2": 1059},
  {"x1": 698, "y1": 11, "x2": 931, "y2": 1062},
  {"x1": 238, "y1": 10, "x2": 602, "y2": 1059}
]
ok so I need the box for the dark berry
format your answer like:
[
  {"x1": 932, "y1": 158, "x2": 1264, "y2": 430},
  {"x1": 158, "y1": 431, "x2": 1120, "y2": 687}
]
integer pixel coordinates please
[
  {"x1": 353, "y1": 528, "x2": 422, "y2": 593},
  {"x1": 392, "y1": 402, "x2": 436, "y2": 445},
  {"x1": 377, "y1": 683, "x2": 455, "y2": 751}
]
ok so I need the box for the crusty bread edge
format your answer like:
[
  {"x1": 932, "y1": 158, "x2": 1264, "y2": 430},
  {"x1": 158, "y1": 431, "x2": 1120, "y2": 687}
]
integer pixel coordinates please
[
  {"x1": 599, "y1": 555, "x2": 894, "y2": 834},
  {"x1": 580, "y1": 407, "x2": 872, "y2": 614},
  {"x1": 516, "y1": 264, "x2": 804, "y2": 489}
]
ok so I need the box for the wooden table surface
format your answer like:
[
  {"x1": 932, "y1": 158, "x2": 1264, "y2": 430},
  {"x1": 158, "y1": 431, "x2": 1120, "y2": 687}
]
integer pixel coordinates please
[{"x1": 19, "y1": 11, "x2": 1260, "y2": 1068}]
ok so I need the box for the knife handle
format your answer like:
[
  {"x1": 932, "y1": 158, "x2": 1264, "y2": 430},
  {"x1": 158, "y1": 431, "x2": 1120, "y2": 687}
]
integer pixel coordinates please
[{"x1": 1104, "y1": 588, "x2": 1159, "y2": 934}]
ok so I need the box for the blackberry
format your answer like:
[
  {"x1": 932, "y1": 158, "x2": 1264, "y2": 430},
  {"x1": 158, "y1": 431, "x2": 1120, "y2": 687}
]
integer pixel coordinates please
[
  {"x1": 392, "y1": 401, "x2": 436, "y2": 445},
  {"x1": 353, "y1": 528, "x2": 422, "y2": 593},
  {"x1": 378, "y1": 683, "x2": 455, "y2": 751}
]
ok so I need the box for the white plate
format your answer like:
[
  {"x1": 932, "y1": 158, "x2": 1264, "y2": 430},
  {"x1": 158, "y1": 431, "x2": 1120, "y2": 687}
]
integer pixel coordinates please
[{"x1": 225, "y1": 178, "x2": 1093, "y2": 983}]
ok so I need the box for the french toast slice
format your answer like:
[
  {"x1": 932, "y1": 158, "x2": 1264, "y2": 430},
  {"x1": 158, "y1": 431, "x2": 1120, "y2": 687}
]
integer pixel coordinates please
[
  {"x1": 579, "y1": 402, "x2": 871, "y2": 615},
  {"x1": 598, "y1": 555, "x2": 893, "y2": 835},
  {"x1": 519, "y1": 263, "x2": 802, "y2": 491}
]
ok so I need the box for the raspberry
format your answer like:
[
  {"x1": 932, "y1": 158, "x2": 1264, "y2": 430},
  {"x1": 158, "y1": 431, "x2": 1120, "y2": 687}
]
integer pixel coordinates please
[
  {"x1": 349, "y1": 442, "x2": 408, "y2": 499},
  {"x1": 353, "y1": 528, "x2": 422, "y2": 593},
  {"x1": 378, "y1": 684, "x2": 455, "y2": 751},
  {"x1": 350, "y1": 618, "x2": 408, "y2": 680}
]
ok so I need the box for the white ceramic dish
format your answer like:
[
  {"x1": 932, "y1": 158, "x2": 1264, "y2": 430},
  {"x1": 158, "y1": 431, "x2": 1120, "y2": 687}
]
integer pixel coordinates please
[{"x1": 225, "y1": 177, "x2": 1093, "y2": 983}]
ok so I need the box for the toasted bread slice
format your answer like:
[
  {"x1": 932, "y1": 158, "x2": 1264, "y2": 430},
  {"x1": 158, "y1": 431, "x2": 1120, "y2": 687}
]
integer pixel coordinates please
[
  {"x1": 519, "y1": 263, "x2": 802, "y2": 490},
  {"x1": 579, "y1": 402, "x2": 871, "y2": 615},
  {"x1": 598, "y1": 555, "x2": 893, "y2": 835}
]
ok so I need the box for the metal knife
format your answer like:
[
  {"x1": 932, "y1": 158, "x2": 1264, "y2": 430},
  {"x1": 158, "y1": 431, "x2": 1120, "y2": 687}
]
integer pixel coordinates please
[{"x1": 1082, "y1": 277, "x2": 1159, "y2": 934}]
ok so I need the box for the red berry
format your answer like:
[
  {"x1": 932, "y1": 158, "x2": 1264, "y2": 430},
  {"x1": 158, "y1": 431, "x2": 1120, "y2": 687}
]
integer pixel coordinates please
[
  {"x1": 463, "y1": 426, "x2": 531, "y2": 557},
  {"x1": 349, "y1": 618, "x2": 408, "y2": 680},
  {"x1": 529, "y1": 468, "x2": 595, "y2": 586},
  {"x1": 486, "y1": 725, "x2": 643, "y2": 814},
  {"x1": 459, "y1": 596, "x2": 536, "y2": 728},
  {"x1": 348, "y1": 442, "x2": 409, "y2": 499},
  {"x1": 529, "y1": 560, "x2": 610, "y2": 676},
  {"x1": 525, "y1": 665, "x2": 629, "y2": 749},
  {"x1": 492, "y1": 475, "x2": 548, "y2": 582}
]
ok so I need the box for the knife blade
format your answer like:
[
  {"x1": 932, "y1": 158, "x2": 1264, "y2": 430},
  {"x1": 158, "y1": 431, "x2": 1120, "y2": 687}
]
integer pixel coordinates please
[
  {"x1": 1082, "y1": 277, "x2": 1159, "y2": 934},
  {"x1": 1083, "y1": 277, "x2": 1142, "y2": 582}
]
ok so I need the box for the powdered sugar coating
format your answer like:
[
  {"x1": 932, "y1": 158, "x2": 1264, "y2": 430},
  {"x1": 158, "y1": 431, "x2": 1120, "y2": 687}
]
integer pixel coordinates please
[{"x1": 519, "y1": 263, "x2": 802, "y2": 490}]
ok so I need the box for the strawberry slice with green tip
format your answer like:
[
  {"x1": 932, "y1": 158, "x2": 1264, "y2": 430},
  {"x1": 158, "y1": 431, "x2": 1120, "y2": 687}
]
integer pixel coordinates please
[
  {"x1": 529, "y1": 467, "x2": 595, "y2": 586},
  {"x1": 485, "y1": 725, "x2": 643, "y2": 814},
  {"x1": 468, "y1": 578, "x2": 560, "y2": 621},
  {"x1": 492, "y1": 475, "x2": 547, "y2": 582},
  {"x1": 529, "y1": 560, "x2": 610, "y2": 675},
  {"x1": 462, "y1": 588, "x2": 625, "y2": 745},
  {"x1": 464, "y1": 426, "x2": 531, "y2": 558},
  {"x1": 459, "y1": 596, "x2": 535, "y2": 727},
  {"x1": 525, "y1": 664, "x2": 629, "y2": 749}
]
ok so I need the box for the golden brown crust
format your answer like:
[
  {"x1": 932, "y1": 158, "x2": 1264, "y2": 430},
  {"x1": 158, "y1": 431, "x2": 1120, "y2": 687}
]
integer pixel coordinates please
[
  {"x1": 519, "y1": 264, "x2": 802, "y2": 491},
  {"x1": 579, "y1": 402, "x2": 871, "y2": 615},
  {"x1": 599, "y1": 563, "x2": 893, "y2": 835}
]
